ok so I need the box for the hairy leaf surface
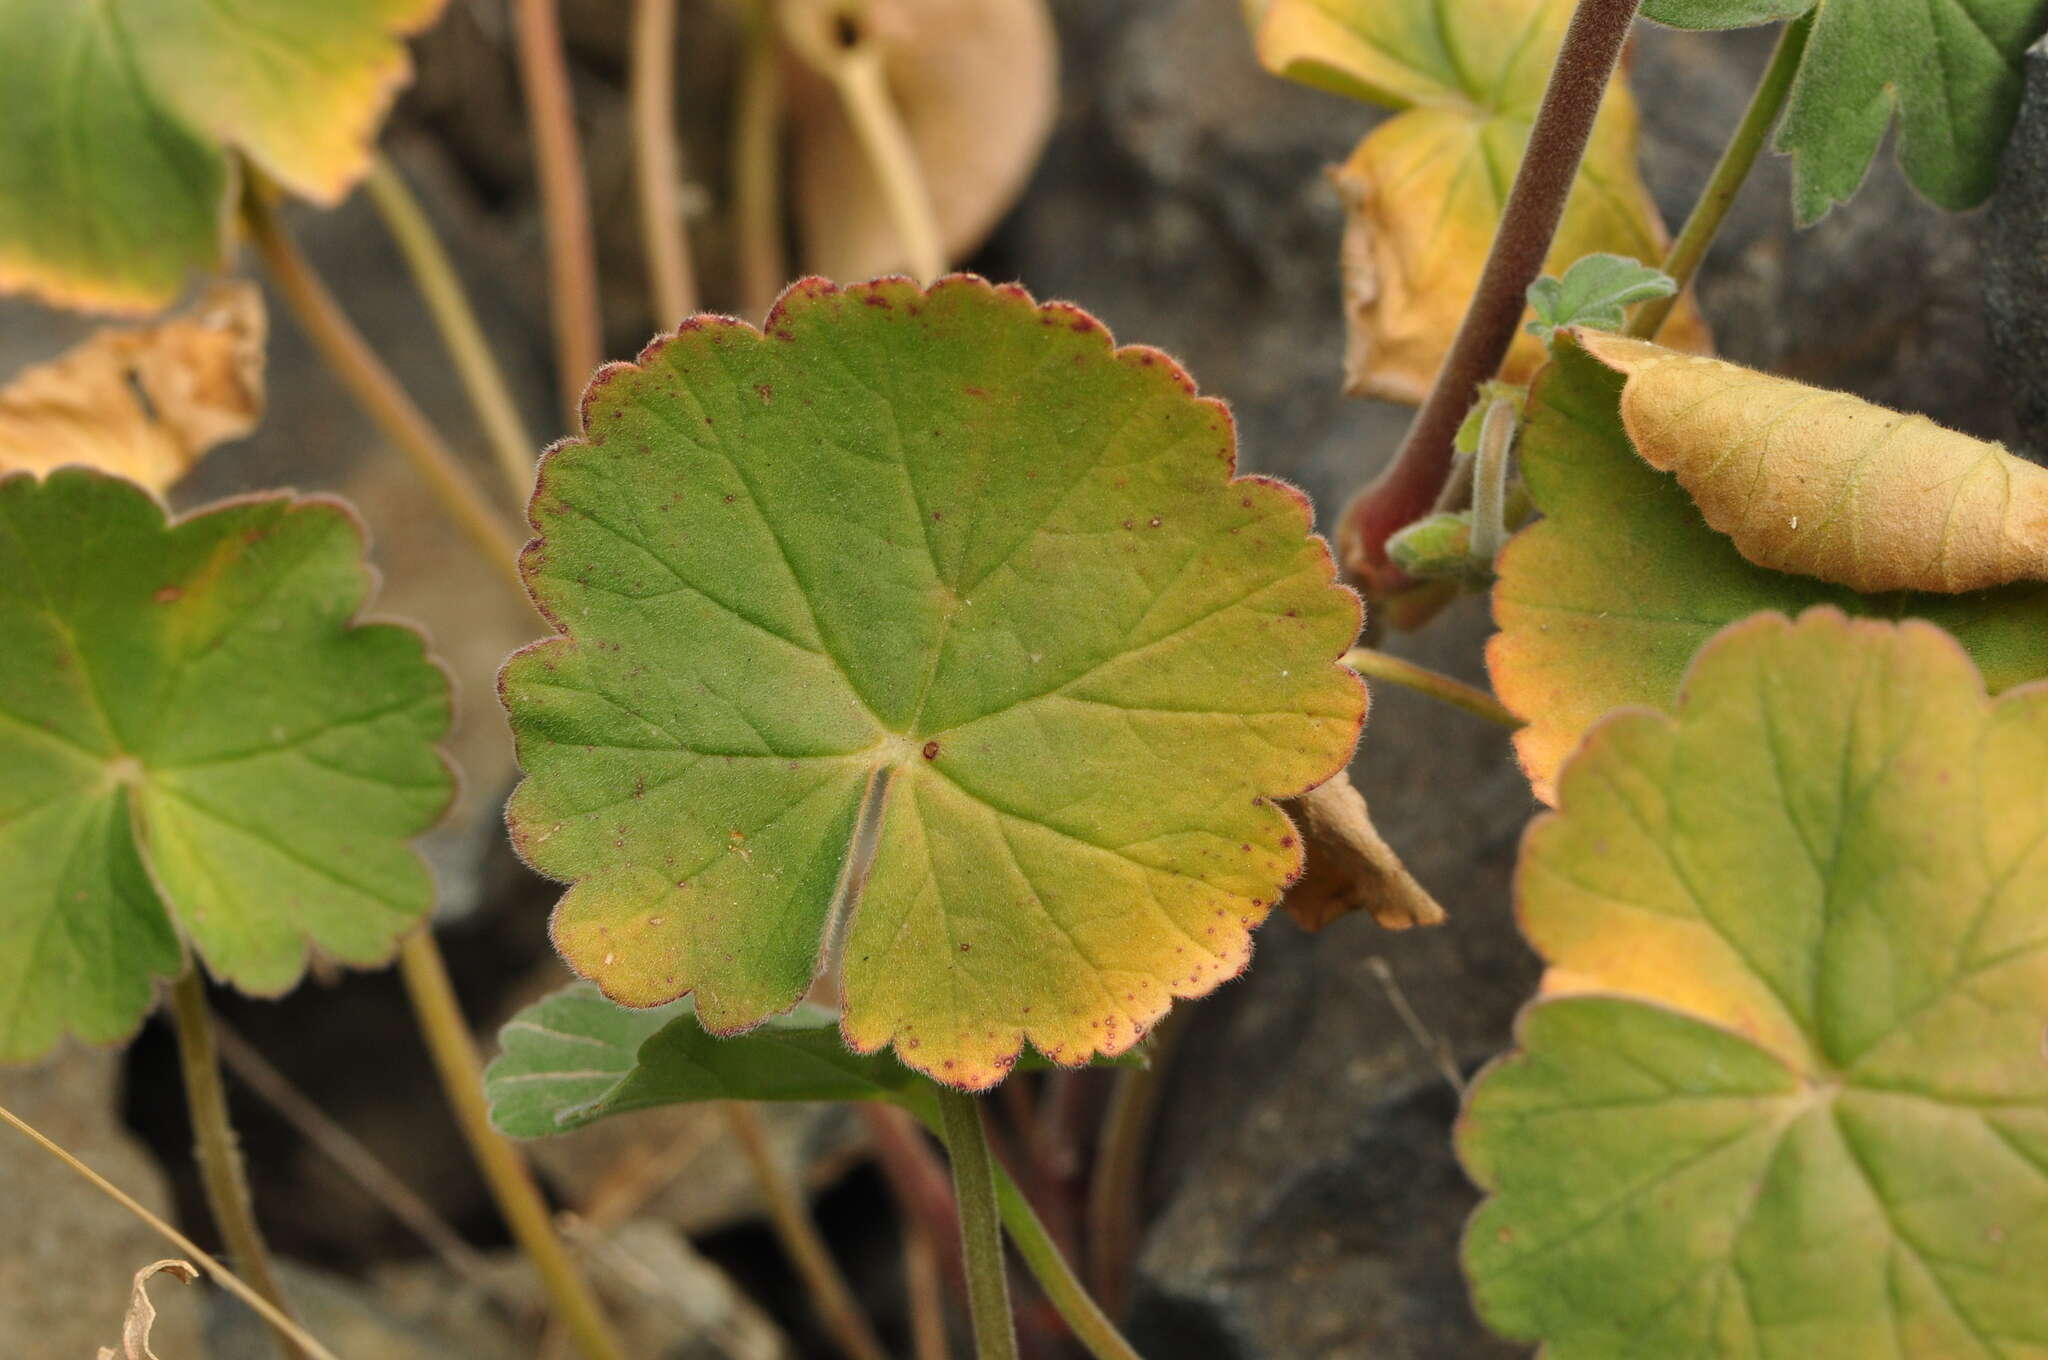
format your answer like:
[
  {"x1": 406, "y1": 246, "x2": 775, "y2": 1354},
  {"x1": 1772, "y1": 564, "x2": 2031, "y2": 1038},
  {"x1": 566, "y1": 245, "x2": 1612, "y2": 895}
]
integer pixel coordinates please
[
  {"x1": 1488, "y1": 335, "x2": 2048, "y2": 801},
  {"x1": 1463, "y1": 611, "x2": 2048, "y2": 1355},
  {"x1": 1643, "y1": 0, "x2": 2048, "y2": 222},
  {"x1": 501, "y1": 276, "x2": 1364, "y2": 1089},
  {"x1": 0, "y1": 470, "x2": 451, "y2": 1062},
  {"x1": 0, "y1": 0, "x2": 445, "y2": 312},
  {"x1": 1249, "y1": 0, "x2": 1709, "y2": 400},
  {"x1": 1576, "y1": 328, "x2": 2048, "y2": 594}
]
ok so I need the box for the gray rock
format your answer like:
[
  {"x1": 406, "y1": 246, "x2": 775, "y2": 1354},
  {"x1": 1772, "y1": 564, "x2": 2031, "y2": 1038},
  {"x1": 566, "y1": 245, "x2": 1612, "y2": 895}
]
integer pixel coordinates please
[{"x1": 1985, "y1": 36, "x2": 2048, "y2": 460}]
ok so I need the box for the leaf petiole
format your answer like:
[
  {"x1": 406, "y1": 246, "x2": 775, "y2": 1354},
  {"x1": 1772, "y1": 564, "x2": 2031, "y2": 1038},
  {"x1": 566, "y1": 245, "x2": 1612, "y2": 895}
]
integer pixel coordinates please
[
  {"x1": 934, "y1": 1084, "x2": 1022, "y2": 1360},
  {"x1": 1628, "y1": 13, "x2": 1814, "y2": 340}
]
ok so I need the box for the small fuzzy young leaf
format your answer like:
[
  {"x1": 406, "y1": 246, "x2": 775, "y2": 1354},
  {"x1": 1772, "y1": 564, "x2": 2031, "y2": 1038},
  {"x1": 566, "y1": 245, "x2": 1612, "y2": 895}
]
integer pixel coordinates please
[
  {"x1": 0, "y1": 282, "x2": 266, "y2": 493},
  {"x1": 1385, "y1": 512, "x2": 1487, "y2": 585},
  {"x1": 0, "y1": 0, "x2": 447, "y2": 312},
  {"x1": 1463, "y1": 610, "x2": 2048, "y2": 1354},
  {"x1": 1576, "y1": 328, "x2": 2048, "y2": 593},
  {"x1": 1642, "y1": 0, "x2": 2048, "y2": 222},
  {"x1": 1488, "y1": 336, "x2": 2048, "y2": 801},
  {"x1": 1523, "y1": 254, "x2": 1675, "y2": 342},
  {"x1": 501, "y1": 276, "x2": 1364, "y2": 1090},
  {"x1": 0, "y1": 470, "x2": 451, "y2": 1063},
  {"x1": 1252, "y1": 0, "x2": 1710, "y2": 400},
  {"x1": 486, "y1": 982, "x2": 1133, "y2": 1137}
]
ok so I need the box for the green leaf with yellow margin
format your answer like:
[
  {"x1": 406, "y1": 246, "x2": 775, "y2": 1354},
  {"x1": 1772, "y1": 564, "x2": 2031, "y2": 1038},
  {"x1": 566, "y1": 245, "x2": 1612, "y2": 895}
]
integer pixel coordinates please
[
  {"x1": 1246, "y1": 0, "x2": 1711, "y2": 401},
  {"x1": 0, "y1": 469, "x2": 451, "y2": 1063},
  {"x1": 485, "y1": 981, "x2": 1135, "y2": 1138},
  {"x1": 1462, "y1": 609, "x2": 2048, "y2": 1356},
  {"x1": 0, "y1": 0, "x2": 447, "y2": 313},
  {"x1": 1487, "y1": 333, "x2": 2048, "y2": 802},
  {"x1": 500, "y1": 275, "x2": 1365, "y2": 1091}
]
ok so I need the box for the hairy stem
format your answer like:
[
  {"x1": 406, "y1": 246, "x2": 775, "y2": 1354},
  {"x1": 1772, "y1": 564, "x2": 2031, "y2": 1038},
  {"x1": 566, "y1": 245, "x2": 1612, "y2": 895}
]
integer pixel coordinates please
[
  {"x1": 1342, "y1": 648, "x2": 1523, "y2": 729},
  {"x1": 1086, "y1": 1006, "x2": 1190, "y2": 1318},
  {"x1": 167, "y1": 968, "x2": 305, "y2": 1360},
  {"x1": 0, "y1": 1102, "x2": 340, "y2": 1360},
  {"x1": 725, "y1": 1103, "x2": 889, "y2": 1360},
  {"x1": 1338, "y1": 0, "x2": 1644, "y2": 593},
  {"x1": 734, "y1": 0, "x2": 790, "y2": 320},
  {"x1": 631, "y1": 0, "x2": 702, "y2": 325},
  {"x1": 513, "y1": 0, "x2": 605, "y2": 426},
  {"x1": 363, "y1": 157, "x2": 540, "y2": 500},
  {"x1": 396, "y1": 932, "x2": 625, "y2": 1360},
  {"x1": 993, "y1": 1158, "x2": 1145, "y2": 1360},
  {"x1": 1628, "y1": 13, "x2": 1813, "y2": 340},
  {"x1": 241, "y1": 187, "x2": 528, "y2": 595},
  {"x1": 784, "y1": 2, "x2": 945, "y2": 280},
  {"x1": 935, "y1": 1086, "x2": 1020, "y2": 1360}
]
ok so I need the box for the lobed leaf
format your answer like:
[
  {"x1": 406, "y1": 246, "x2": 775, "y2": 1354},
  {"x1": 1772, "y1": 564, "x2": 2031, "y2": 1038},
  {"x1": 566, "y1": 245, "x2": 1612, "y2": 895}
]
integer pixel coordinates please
[
  {"x1": 1487, "y1": 334, "x2": 2048, "y2": 801},
  {"x1": 500, "y1": 275, "x2": 1365, "y2": 1090},
  {"x1": 0, "y1": 470, "x2": 452, "y2": 1063},
  {"x1": 1575, "y1": 328, "x2": 2048, "y2": 594},
  {"x1": 1250, "y1": 0, "x2": 1710, "y2": 400},
  {"x1": 0, "y1": 282, "x2": 266, "y2": 494},
  {"x1": 0, "y1": 0, "x2": 446, "y2": 312},
  {"x1": 1642, "y1": 0, "x2": 2048, "y2": 222},
  {"x1": 1462, "y1": 609, "x2": 2048, "y2": 1355},
  {"x1": 1524, "y1": 254, "x2": 1675, "y2": 341}
]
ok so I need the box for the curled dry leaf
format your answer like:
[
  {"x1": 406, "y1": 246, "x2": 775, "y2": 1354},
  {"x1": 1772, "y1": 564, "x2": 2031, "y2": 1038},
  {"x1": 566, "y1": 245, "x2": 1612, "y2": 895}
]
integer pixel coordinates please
[
  {"x1": 0, "y1": 281, "x2": 266, "y2": 494},
  {"x1": 1256, "y1": 0, "x2": 1709, "y2": 402},
  {"x1": 1281, "y1": 767, "x2": 1445, "y2": 931},
  {"x1": 98, "y1": 1260, "x2": 199, "y2": 1360},
  {"x1": 1576, "y1": 328, "x2": 2048, "y2": 593},
  {"x1": 786, "y1": 0, "x2": 1058, "y2": 280}
]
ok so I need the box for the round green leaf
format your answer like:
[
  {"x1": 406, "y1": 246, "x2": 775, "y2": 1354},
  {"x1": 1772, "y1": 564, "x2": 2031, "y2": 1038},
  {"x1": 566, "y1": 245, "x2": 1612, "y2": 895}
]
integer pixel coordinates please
[
  {"x1": 0, "y1": 0, "x2": 446, "y2": 312},
  {"x1": 1462, "y1": 609, "x2": 2048, "y2": 1356},
  {"x1": 1489, "y1": 334, "x2": 2048, "y2": 802},
  {"x1": 501, "y1": 275, "x2": 1364, "y2": 1089},
  {"x1": 0, "y1": 469, "x2": 452, "y2": 1062}
]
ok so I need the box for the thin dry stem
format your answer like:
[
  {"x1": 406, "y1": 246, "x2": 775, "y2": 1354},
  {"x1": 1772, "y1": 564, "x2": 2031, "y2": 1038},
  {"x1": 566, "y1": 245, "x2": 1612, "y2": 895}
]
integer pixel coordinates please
[
  {"x1": 0, "y1": 1103, "x2": 340, "y2": 1360},
  {"x1": 631, "y1": 0, "x2": 702, "y2": 325},
  {"x1": 513, "y1": 0, "x2": 605, "y2": 427},
  {"x1": 733, "y1": 1, "x2": 790, "y2": 320}
]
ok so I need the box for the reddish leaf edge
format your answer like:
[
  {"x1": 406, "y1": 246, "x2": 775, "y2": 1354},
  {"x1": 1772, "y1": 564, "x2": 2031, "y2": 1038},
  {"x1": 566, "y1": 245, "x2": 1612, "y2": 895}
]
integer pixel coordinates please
[{"x1": 501, "y1": 272, "x2": 1367, "y2": 1088}]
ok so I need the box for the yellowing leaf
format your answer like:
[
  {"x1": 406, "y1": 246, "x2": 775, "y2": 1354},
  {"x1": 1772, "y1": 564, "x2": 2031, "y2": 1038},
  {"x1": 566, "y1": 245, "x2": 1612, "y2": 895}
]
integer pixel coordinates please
[
  {"x1": 1487, "y1": 335, "x2": 2048, "y2": 803},
  {"x1": 0, "y1": 0, "x2": 447, "y2": 313},
  {"x1": 1253, "y1": 0, "x2": 1709, "y2": 402},
  {"x1": 0, "y1": 282, "x2": 266, "y2": 494},
  {"x1": 1463, "y1": 609, "x2": 2048, "y2": 1353},
  {"x1": 501, "y1": 276, "x2": 1364, "y2": 1089},
  {"x1": 787, "y1": 0, "x2": 1058, "y2": 280},
  {"x1": 1280, "y1": 767, "x2": 1445, "y2": 931},
  {"x1": 1577, "y1": 328, "x2": 2048, "y2": 593}
]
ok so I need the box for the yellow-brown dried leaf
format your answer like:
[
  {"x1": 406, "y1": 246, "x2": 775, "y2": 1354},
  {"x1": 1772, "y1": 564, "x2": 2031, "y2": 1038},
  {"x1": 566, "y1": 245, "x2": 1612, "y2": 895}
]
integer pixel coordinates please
[
  {"x1": 1282, "y1": 767, "x2": 1445, "y2": 931},
  {"x1": 1577, "y1": 328, "x2": 2048, "y2": 594},
  {"x1": 0, "y1": 282, "x2": 266, "y2": 494},
  {"x1": 97, "y1": 1260, "x2": 198, "y2": 1360},
  {"x1": 1254, "y1": 0, "x2": 1709, "y2": 402}
]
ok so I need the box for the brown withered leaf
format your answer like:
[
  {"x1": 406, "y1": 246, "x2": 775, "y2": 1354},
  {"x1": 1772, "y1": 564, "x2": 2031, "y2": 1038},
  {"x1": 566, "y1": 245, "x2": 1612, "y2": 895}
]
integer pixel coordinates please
[
  {"x1": 786, "y1": 0, "x2": 1057, "y2": 280},
  {"x1": 1576, "y1": 328, "x2": 2048, "y2": 594},
  {"x1": 1282, "y1": 768, "x2": 1446, "y2": 932},
  {"x1": 0, "y1": 280, "x2": 265, "y2": 493},
  {"x1": 97, "y1": 1260, "x2": 198, "y2": 1360}
]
